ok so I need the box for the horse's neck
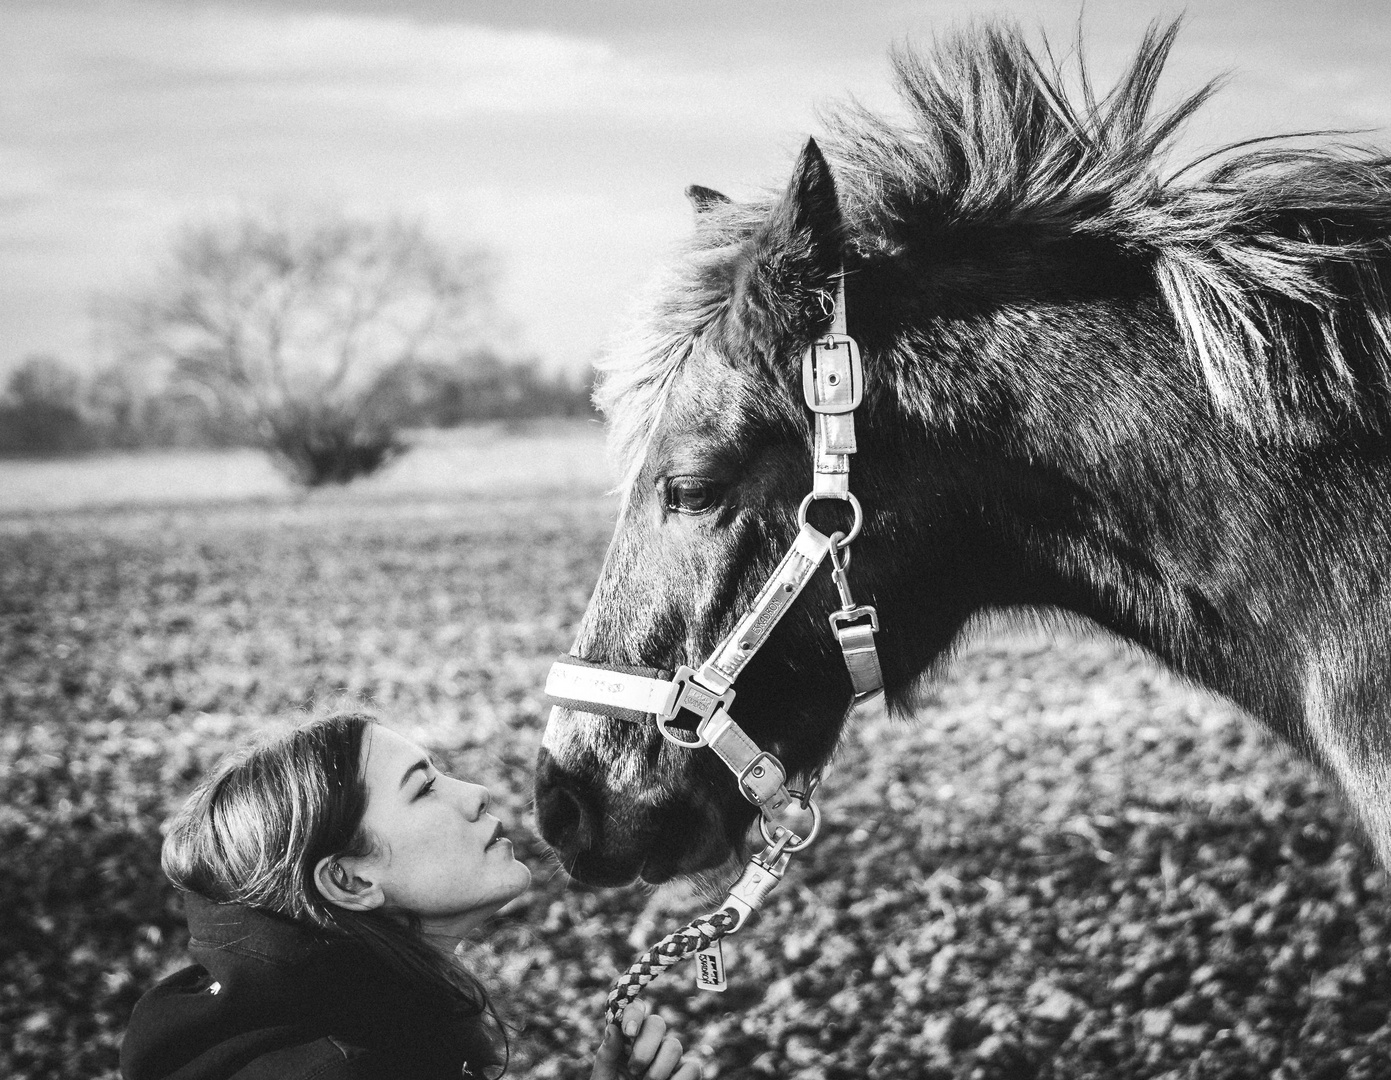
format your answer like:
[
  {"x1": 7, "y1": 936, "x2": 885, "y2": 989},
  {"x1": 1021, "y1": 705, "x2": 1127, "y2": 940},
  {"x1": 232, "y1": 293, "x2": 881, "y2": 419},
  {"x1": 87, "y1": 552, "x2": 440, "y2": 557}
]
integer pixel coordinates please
[
  {"x1": 1074, "y1": 444, "x2": 1391, "y2": 867},
  {"x1": 886, "y1": 294, "x2": 1391, "y2": 732},
  {"x1": 1019, "y1": 434, "x2": 1391, "y2": 732},
  {"x1": 886, "y1": 276, "x2": 1391, "y2": 862}
]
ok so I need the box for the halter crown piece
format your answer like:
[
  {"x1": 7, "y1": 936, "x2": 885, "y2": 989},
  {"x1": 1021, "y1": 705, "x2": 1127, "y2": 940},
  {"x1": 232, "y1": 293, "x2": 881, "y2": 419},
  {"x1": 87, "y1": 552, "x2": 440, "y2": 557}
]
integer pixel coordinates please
[{"x1": 545, "y1": 271, "x2": 884, "y2": 1021}]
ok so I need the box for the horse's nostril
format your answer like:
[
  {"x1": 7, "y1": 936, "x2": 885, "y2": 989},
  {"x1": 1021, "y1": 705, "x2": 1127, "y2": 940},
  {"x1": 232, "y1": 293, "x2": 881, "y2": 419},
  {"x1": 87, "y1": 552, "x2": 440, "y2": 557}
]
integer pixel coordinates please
[
  {"x1": 542, "y1": 785, "x2": 590, "y2": 851},
  {"x1": 535, "y1": 754, "x2": 596, "y2": 856}
]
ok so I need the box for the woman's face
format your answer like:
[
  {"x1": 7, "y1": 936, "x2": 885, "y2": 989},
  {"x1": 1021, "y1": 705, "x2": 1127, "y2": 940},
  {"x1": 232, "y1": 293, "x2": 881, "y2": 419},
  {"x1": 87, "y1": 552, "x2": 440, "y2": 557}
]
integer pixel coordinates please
[{"x1": 354, "y1": 726, "x2": 532, "y2": 932}]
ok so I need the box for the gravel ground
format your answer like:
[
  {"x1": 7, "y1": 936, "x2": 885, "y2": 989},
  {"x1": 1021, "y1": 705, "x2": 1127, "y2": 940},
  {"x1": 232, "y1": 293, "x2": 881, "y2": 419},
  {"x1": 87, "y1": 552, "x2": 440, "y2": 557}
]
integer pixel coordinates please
[{"x1": 2, "y1": 472, "x2": 1389, "y2": 1079}]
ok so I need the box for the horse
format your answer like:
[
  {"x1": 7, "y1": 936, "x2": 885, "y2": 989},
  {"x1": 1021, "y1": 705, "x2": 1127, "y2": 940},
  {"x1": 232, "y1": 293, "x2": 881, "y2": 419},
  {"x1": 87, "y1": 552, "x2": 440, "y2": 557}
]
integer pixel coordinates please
[{"x1": 534, "y1": 19, "x2": 1391, "y2": 889}]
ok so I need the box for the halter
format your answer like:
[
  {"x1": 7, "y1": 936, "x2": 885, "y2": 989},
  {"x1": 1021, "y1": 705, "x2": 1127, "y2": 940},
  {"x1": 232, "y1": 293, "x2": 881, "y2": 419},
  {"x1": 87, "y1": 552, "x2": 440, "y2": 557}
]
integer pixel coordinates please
[{"x1": 546, "y1": 277, "x2": 884, "y2": 1008}]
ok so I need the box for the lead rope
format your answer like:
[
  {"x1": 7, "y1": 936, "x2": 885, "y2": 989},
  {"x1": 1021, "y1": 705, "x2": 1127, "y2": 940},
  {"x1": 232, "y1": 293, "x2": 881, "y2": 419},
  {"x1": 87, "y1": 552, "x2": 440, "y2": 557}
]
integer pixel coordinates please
[
  {"x1": 604, "y1": 909, "x2": 738, "y2": 1027},
  {"x1": 604, "y1": 820, "x2": 806, "y2": 1026}
]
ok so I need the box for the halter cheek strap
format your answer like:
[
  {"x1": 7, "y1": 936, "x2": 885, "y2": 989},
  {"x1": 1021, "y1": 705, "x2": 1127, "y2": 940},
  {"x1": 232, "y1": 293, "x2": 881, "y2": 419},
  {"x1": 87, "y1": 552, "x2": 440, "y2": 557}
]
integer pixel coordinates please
[{"x1": 804, "y1": 275, "x2": 861, "y2": 497}]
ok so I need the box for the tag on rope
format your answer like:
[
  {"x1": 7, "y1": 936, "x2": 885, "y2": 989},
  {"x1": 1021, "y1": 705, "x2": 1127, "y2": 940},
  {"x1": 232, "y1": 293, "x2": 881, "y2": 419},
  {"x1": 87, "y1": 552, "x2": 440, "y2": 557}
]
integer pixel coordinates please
[{"x1": 694, "y1": 941, "x2": 727, "y2": 992}]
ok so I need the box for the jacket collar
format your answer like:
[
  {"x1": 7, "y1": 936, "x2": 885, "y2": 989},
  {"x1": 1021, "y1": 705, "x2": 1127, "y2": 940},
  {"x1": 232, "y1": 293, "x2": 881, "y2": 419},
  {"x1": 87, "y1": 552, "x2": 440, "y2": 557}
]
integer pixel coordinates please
[
  {"x1": 124, "y1": 894, "x2": 498, "y2": 1080},
  {"x1": 177, "y1": 893, "x2": 494, "y2": 1061},
  {"x1": 182, "y1": 892, "x2": 331, "y2": 1006}
]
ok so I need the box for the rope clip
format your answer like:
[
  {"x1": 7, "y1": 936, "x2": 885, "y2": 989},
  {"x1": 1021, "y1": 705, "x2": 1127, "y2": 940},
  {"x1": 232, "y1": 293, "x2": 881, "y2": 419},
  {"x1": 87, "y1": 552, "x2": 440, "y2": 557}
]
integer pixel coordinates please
[
  {"x1": 723, "y1": 840, "x2": 795, "y2": 933},
  {"x1": 825, "y1": 533, "x2": 885, "y2": 702},
  {"x1": 827, "y1": 536, "x2": 872, "y2": 618}
]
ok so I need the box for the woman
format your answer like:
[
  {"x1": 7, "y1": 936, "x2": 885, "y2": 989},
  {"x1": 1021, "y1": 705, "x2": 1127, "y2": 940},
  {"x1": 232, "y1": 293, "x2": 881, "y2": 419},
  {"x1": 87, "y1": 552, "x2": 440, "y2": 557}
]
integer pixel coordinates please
[{"x1": 121, "y1": 712, "x2": 701, "y2": 1080}]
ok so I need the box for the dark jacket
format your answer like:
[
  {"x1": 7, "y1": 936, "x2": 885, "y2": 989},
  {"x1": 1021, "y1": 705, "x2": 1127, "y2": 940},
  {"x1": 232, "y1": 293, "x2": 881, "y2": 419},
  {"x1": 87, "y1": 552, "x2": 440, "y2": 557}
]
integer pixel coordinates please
[{"x1": 121, "y1": 894, "x2": 501, "y2": 1080}]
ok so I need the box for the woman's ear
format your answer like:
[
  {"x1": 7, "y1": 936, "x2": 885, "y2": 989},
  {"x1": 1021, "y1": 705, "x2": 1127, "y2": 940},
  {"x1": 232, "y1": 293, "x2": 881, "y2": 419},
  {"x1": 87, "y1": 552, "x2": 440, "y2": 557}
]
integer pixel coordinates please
[{"x1": 313, "y1": 854, "x2": 385, "y2": 913}]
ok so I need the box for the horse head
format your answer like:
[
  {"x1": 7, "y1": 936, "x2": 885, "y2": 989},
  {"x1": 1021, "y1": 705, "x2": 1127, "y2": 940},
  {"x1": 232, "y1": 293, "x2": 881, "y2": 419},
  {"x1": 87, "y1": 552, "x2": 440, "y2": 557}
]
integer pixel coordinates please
[
  {"x1": 536, "y1": 22, "x2": 1391, "y2": 882},
  {"x1": 533, "y1": 134, "x2": 996, "y2": 885}
]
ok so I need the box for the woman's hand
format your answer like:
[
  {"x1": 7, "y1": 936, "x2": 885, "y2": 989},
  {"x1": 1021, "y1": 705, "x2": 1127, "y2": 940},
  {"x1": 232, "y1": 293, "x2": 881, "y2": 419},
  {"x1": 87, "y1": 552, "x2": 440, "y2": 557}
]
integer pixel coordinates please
[{"x1": 590, "y1": 999, "x2": 702, "y2": 1080}]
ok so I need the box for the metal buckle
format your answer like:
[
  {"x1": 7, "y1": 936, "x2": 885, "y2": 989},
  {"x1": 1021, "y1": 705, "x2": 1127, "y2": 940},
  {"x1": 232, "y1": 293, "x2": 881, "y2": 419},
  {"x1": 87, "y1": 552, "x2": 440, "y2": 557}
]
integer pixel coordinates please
[
  {"x1": 829, "y1": 605, "x2": 879, "y2": 634},
  {"x1": 802, "y1": 334, "x2": 863, "y2": 413},
  {"x1": 657, "y1": 665, "x2": 735, "y2": 747},
  {"x1": 737, "y1": 751, "x2": 783, "y2": 804}
]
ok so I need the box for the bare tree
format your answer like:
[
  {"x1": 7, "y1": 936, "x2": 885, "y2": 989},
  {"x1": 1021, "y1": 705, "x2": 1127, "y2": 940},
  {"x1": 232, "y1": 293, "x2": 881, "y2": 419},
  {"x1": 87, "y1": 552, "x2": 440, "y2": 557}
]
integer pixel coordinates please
[
  {"x1": 0, "y1": 354, "x2": 90, "y2": 455},
  {"x1": 122, "y1": 210, "x2": 494, "y2": 485}
]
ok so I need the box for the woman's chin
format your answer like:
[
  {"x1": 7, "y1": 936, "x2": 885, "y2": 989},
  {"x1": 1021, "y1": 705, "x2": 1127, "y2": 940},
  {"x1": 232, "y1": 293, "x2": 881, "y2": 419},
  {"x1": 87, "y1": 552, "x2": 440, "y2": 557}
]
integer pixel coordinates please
[{"x1": 494, "y1": 887, "x2": 531, "y2": 918}]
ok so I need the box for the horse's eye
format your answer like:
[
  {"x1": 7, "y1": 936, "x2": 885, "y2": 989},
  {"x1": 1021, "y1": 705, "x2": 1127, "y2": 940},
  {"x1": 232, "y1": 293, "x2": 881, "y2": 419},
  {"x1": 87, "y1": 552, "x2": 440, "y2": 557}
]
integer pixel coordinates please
[{"x1": 665, "y1": 477, "x2": 719, "y2": 516}]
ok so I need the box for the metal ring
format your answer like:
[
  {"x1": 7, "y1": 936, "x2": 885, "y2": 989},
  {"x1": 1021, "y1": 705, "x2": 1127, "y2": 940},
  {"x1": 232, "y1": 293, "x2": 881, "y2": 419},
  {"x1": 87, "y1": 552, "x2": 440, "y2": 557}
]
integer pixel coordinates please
[
  {"x1": 656, "y1": 713, "x2": 707, "y2": 748},
  {"x1": 797, "y1": 491, "x2": 863, "y2": 547},
  {"x1": 758, "y1": 800, "x2": 823, "y2": 852}
]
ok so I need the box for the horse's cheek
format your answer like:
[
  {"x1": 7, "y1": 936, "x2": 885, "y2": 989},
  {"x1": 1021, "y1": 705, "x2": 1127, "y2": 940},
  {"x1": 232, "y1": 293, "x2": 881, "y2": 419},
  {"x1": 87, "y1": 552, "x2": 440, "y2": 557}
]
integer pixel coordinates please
[
  {"x1": 540, "y1": 707, "x2": 659, "y2": 797},
  {"x1": 539, "y1": 705, "x2": 581, "y2": 760}
]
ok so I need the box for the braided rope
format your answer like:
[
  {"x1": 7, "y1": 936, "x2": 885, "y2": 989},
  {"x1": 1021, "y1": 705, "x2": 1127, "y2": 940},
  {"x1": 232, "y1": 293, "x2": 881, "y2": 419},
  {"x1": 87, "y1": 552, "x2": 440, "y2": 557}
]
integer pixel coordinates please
[{"x1": 603, "y1": 908, "x2": 739, "y2": 1028}]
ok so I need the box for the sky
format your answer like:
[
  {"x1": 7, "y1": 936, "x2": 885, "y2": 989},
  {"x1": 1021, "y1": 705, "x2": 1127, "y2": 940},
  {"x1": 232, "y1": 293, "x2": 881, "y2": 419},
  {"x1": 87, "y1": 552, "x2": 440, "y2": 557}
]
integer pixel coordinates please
[{"x1": 5, "y1": 0, "x2": 1391, "y2": 378}]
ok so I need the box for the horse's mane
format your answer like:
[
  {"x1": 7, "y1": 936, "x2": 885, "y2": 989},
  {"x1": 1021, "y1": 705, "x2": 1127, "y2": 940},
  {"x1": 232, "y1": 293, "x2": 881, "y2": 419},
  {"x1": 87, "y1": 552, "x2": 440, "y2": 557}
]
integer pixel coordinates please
[
  {"x1": 826, "y1": 19, "x2": 1391, "y2": 431},
  {"x1": 599, "y1": 19, "x2": 1391, "y2": 481}
]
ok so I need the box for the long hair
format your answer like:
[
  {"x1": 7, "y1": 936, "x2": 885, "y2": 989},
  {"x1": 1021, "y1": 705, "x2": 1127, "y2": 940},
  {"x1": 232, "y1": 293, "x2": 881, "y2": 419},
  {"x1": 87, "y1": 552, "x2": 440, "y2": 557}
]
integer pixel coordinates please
[{"x1": 161, "y1": 713, "x2": 509, "y2": 1073}]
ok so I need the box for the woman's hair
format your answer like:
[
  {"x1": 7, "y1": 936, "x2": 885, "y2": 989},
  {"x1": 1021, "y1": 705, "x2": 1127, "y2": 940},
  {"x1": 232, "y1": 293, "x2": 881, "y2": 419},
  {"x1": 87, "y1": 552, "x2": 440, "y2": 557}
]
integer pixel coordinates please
[{"x1": 162, "y1": 712, "x2": 507, "y2": 1072}]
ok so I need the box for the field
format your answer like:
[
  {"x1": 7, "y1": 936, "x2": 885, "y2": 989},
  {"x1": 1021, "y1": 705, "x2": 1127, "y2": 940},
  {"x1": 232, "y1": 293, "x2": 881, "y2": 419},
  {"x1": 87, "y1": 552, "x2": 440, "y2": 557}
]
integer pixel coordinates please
[{"x1": 3, "y1": 423, "x2": 1391, "y2": 1079}]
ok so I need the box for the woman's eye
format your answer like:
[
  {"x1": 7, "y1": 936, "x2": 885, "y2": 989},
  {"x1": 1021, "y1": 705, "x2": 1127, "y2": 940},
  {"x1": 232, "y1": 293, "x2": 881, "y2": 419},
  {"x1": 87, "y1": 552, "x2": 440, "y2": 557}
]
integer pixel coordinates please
[
  {"x1": 665, "y1": 477, "x2": 719, "y2": 515},
  {"x1": 419, "y1": 777, "x2": 436, "y2": 797}
]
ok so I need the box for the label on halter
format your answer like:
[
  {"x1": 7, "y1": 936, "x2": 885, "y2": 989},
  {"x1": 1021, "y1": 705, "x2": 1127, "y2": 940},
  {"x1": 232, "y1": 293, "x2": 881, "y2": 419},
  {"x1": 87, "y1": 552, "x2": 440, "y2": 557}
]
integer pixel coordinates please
[
  {"x1": 704, "y1": 524, "x2": 834, "y2": 686},
  {"x1": 694, "y1": 941, "x2": 727, "y2": 992},
  {"x1": 545, "y1": 660, "x2": 679, "y2": 718}
]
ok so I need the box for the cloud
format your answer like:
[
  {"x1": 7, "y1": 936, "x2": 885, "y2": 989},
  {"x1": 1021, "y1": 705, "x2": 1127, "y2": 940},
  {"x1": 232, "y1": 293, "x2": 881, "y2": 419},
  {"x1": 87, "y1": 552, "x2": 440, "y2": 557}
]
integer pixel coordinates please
[
  {"x1": 5, "y1": 1, "x2": 751, "y2": 124},
  {"x1": 0, "y1": 1, "x2": 734, "y2": 367},
  {"x1": 16, "y1": 0, "x2": 1386, "y2": 376},
  {"x1": 0, "y1": 1, "x2": 897, "y2": 370}
]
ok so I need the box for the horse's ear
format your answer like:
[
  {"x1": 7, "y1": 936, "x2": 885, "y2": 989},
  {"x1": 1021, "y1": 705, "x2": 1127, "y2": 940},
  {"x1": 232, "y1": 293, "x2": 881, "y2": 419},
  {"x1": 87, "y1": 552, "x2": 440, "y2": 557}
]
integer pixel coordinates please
[
  {"x1": 737, "y1": 138, "x2": 843, "y2": 340},
  {"x1": 770, "y1": 138, "x2": 842, "y2": 266},
  {"x1": 686, "y1": 185, "x2": 730, "y2": 215}
]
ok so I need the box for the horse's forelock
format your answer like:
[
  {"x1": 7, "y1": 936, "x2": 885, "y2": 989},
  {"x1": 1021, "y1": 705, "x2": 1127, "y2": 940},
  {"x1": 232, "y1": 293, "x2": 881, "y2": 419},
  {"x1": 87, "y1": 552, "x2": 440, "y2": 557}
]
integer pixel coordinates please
[
  {"x1": 596, "y1": 200, "x2": 813, "y2": 494},
  {"x1": 597, "y1": 241, "x2": 738, "y2": 494}
]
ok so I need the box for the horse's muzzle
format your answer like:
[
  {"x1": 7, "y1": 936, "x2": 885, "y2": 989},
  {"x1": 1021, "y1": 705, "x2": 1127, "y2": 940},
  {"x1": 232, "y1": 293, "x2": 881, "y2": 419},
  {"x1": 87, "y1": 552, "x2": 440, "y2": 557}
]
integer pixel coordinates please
[
  {"x1": 534, "y1": 747, "x2": 644, "y2": 887},
  {"x1": 534, "y1": 745, "x2": 738, "y2": 886}
]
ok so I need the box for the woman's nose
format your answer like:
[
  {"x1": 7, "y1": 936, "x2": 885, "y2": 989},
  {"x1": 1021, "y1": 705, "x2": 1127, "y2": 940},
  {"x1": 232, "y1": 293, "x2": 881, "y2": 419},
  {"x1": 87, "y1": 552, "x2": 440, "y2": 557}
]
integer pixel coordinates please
[{"x1": 465, "y1": 782, "x2": 490, "y2": 819}]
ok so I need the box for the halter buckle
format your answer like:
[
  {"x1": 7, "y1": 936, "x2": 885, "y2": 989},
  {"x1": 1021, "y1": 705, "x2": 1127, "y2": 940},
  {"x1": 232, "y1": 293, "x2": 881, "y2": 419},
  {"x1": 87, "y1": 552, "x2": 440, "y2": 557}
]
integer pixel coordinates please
[
  {"x1": 737, "y1": 751, "x2": 785, "y2": 805},
  {"x1": 802, "y1": 334, "x2": 863, "y2": 413},
  {"x1": 828, "y1": 606, "x2": 884, "y2": 702},
  {"x1": 829, "y1": 605, "x2": 879, "y2": 634},
  {"x1": 656, "y1": 665, "x2": 735, "y2": 747}
]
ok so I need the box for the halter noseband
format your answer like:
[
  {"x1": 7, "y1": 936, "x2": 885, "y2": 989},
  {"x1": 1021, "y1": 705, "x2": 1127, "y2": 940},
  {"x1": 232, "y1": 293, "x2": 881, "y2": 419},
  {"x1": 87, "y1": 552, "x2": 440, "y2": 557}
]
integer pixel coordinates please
[{"x1": 545, "y1": 273, "x2": 883, "y2": 835}]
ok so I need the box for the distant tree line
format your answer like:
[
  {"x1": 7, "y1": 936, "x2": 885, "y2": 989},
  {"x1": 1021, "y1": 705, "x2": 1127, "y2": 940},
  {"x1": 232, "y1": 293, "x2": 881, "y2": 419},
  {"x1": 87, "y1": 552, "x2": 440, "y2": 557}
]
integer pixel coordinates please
[
  {"x1": 0, "y1": 350, "x2": 594, "y2": 457},
  {"x1": 0, "y1": 210, "x2": 597, "y2": 484}
]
